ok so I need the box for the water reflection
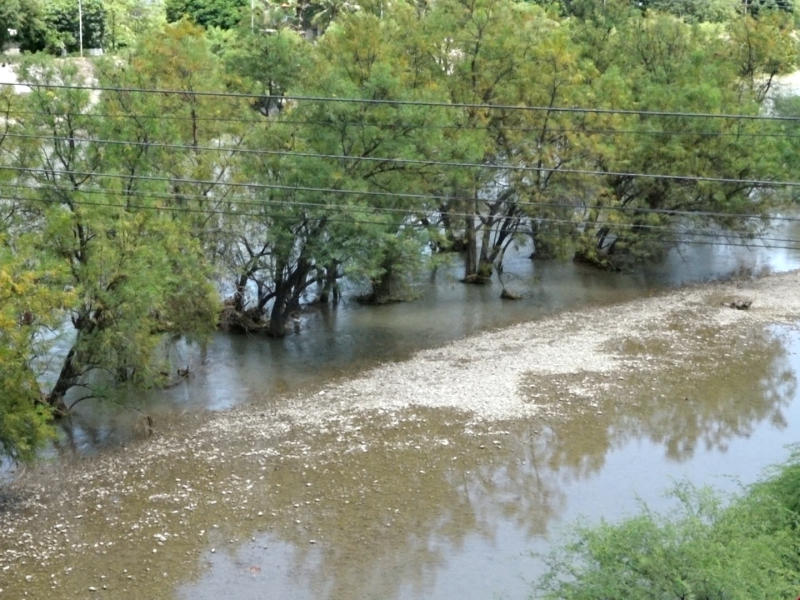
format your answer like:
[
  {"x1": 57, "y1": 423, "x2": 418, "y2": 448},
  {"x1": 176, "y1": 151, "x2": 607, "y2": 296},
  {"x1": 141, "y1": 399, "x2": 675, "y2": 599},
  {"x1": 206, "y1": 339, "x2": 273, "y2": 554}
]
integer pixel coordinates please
[
  {"x1": 527, "y1": 325, "x2": 797, "y2": 482},
  {"x1": 174, "y1": 329, "x2": 800, "y2": 600},
  {"x1": 5, "y1": 327, "x2": 800, "y2": 600},
  {"x1": 173, "y1": 412, "x2": 564, "y2": 600}
]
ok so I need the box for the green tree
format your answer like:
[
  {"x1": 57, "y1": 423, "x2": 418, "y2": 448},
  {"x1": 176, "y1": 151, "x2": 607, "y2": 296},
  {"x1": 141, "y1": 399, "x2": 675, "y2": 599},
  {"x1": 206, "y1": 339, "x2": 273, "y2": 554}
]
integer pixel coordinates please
[
  {"x1": 0, "y1": 85, "x2": 72, "y2": 460},
  {"x1": 418, "y1": 0, "x2": 593, "y2": 281},
  {"x1": 5, "y1": 55, "x2": 219, "y2": 414},
  {"x1": 0, "y1": 0, "x2": 24, "y2": 48},
  {"x1": 104, "y1": 0, "x2": 167, "y2": 51},
  {"x1": 0, "y1": 245, "x2": 67, "y2": 462},
  {"x1": 165, "y1": 0, "x2": 248, "y2": 29},
  {"x1": 557, "y1": 12, "x2": 795, "y2": 269},
  {"x1": 14, "y1": 0, "x2": 106, "y2": 53},
  {"x1": 641, "y1": 0, "x2": 740, "y2": 22},
  {"x1": 290, "y1": 7, "x2": 452, "y2": 303}
]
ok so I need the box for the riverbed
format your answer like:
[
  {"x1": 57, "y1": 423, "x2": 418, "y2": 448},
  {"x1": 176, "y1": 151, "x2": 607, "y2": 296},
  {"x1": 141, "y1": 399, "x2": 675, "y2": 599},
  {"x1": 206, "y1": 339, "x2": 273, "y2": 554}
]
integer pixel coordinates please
[{"x1": 3, "y1": 268, "x2": 800, "y2": 599}]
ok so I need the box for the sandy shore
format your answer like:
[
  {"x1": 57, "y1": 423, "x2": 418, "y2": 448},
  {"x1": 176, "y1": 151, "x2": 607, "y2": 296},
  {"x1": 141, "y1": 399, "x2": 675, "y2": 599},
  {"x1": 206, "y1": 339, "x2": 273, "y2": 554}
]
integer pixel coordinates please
[{"x1": 2, "y1": 269, "x2": 800, "y2": 597}]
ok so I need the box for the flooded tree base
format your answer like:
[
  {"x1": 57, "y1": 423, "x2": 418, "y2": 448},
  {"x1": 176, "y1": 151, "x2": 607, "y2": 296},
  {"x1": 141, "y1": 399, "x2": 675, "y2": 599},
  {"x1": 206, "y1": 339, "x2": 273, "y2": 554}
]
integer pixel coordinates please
[
  {"x1": 217, "y1": 303, "x2": 302, "y2": 337},
  {"x1": 355, "y1": 292, "x2": 414, "y2": 305},
  {"x1": 461, "y1": 274, "x2": 492, "y2": 285},
  {"x1": 217, "y1": 308, "x2": 271, "y2": 334}
]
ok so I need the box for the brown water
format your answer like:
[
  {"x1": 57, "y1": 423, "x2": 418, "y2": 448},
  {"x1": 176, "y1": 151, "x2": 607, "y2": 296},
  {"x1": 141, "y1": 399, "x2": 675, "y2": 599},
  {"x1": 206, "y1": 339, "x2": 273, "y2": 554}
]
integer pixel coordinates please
[
  {"x1": 4, "y1": 234, "x2": 800, "y2": 599},
  {"x1": 171, "y1": 325, "x2": 800, "y2": 600},
  {"x1": 4, "y1": 323, "x2": 799, "y2": 600}
]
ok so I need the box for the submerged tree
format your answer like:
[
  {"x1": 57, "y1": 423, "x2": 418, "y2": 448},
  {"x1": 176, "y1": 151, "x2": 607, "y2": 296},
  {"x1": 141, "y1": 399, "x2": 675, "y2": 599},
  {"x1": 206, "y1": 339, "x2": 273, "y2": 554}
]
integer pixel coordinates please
[{"x1": 4, "y1": 56, "x2": 219, "y2": 414}]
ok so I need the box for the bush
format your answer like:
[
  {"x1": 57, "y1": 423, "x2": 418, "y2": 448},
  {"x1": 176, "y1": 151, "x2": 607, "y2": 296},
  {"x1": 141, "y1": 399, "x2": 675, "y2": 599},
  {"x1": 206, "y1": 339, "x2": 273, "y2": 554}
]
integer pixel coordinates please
[{"x1": 536, "y1": 453, "x2": 800, "y2": 599}]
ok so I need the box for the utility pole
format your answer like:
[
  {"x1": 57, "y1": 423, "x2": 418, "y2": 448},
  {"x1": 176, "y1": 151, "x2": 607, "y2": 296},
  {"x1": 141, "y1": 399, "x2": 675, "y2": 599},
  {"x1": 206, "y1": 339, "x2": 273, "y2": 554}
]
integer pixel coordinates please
[
  {"x1": 78, "y1": 0, "x2": 84, "y2": 57},
  {"x1": 251, "y1": 0, "x2": 255, "y2": 32}
]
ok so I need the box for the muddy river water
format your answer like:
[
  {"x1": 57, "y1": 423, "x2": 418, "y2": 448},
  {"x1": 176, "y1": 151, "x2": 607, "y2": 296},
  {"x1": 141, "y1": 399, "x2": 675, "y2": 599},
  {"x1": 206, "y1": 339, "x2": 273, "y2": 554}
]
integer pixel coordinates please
[{"x1": 4, "y1": 234, "x2": 800, "y2": 599}]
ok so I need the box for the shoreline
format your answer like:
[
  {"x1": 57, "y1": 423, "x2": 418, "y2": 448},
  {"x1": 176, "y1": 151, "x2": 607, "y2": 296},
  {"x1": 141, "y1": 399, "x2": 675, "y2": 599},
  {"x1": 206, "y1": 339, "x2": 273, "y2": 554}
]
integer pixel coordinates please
[{"x1": 3, "y1": 268, "x2": 800, "y2": 598}]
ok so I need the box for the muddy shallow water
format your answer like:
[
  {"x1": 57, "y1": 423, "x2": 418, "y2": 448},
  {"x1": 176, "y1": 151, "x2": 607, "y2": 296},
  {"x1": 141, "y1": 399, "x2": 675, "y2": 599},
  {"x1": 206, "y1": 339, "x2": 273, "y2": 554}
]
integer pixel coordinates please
[
  {"x1": 51, "y1": 229, "x2": 800, "y2": 455},
  {"x1": 4, "y1": 268, "x2": 800, "y2": 599}
]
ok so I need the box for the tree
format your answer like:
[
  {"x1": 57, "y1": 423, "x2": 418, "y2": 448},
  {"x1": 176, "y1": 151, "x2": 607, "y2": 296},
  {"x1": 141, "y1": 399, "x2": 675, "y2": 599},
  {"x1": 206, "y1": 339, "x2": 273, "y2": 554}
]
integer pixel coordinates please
[
  {"x1": 5, "y1": 55, "x2": 219, "y2": 414},
  {"x1": 309, "y1": 0, "x2": 360, "y2": 31},
  {"x1": 165, "y1": 0, "x2": 248, "y2": 29},
  {"x1": 0, "y1": 85, "x2": 72, "y2": 460},
  {"x1": 544, "y1": 11, "x2": 795, "y2": 269},
  {"x1": 0, "y1": 0, "x2": 24, "y2": 48},
  {"x1": 640, "y1": 0, "x2": 740, "y2": 22},
  {"x1": 14, "y1": 0, "x2": 106, "y2": 54},
  {"x1": 289, "y1": 7, "x2": 451, "y2": 303},
  {"x1": 104, "y1": 0, "x2": 167, "y2": 51},
  {"x1": 418, "y1": 0, "x2": 593, "y2": 281}
]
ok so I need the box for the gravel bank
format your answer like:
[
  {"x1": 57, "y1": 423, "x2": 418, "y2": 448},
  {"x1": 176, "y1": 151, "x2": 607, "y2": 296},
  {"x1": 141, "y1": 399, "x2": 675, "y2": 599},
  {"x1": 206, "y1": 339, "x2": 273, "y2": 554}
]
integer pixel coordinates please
[{"x1": 278, "y1": 268, "x2": 800, "y2": 424}]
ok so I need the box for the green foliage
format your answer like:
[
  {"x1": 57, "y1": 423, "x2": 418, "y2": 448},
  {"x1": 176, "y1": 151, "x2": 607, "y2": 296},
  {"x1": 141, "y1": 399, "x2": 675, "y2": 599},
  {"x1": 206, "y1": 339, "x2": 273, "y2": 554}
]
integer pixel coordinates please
[
  {"x1": 15, "y1": 0, "x2": 106, "y2": 53},
  {"x1": 165, "y1": 0, "x2": 248, "y2": 29},
  {"x1": 0, "y1": 243, "x2": 69, "y2": 462},
  {"x1": 639, "y1": 0, "x2": 739, "y2": 22},
  {"x1": 561, "y1": 10, "x2": 796, "y2": 268},
  {"x1": 640, "y1": 0, "x2": 795, "y2": 20},
  {"x1": 537, "y1": 469, "x2": 800, "y2": 599},
  {"x1": 104, "y1": 0, "x2": 167, "y2": 51},
  {"x1": 1, "y1": 53, "x2": 220, "y2": 420},
  {"x1": 0, "y1": 0, "x2": 24, "y2": 48}
]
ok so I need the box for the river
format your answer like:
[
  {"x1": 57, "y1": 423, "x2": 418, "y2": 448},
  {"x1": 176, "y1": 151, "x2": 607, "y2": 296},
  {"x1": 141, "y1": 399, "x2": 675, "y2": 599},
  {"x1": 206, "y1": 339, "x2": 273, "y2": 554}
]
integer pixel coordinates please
[
  {"x1": 57, "y1": 218, "x2": 800, "y2": 453},
  {"x1": 3, "y1": 225, "x2": 800, "y2": 600}
]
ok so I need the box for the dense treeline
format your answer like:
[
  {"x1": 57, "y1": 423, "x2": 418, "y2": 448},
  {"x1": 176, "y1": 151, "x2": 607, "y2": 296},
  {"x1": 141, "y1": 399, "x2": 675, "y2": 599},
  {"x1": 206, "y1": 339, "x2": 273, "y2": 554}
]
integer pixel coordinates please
[{"x1": 1, "y1": 0, "x2": 799, "y2": 459}]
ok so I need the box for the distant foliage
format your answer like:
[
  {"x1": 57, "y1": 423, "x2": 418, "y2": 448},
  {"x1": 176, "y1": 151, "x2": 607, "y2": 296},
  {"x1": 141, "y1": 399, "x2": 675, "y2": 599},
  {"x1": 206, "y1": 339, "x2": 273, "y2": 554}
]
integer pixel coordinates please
[
  {"x1": 165, "y1": 0, "x2": 248, "y2": 29},
  {"x1": 641, "y1": 0, "x2": 740, "y2": 22},
  {"x1": 15, "y1": 0, "x2": 106, "y2": 53},
  {"x1": 639, "y1": 0, "x2": 796, "y2": 19}
]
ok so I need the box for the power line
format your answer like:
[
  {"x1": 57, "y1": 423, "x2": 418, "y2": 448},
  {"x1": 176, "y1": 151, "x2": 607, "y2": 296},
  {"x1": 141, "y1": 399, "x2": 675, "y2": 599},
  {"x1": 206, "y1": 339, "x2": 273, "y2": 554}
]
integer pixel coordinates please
[
  {"x1": 1, "y1": 181, "x2": 790, "y2": 227},
  {"x1": 1, "y1": 154, "x2": 794, "y2": 193},
  {"x1": 4, "y1": 82, "x2": 797, "y2": 123},
  {"x1": 0, "y1": 166, "x2": 789, "y2": 226},
  {"x1": 6, "y1": 110, "x2": 798, "y2": 139},
  {"x1": 3, "y1": 132, "x2": 797, "y2": 184},
  {"x1": 2, "y1": 184, "x2": 796, "y2": 245}
]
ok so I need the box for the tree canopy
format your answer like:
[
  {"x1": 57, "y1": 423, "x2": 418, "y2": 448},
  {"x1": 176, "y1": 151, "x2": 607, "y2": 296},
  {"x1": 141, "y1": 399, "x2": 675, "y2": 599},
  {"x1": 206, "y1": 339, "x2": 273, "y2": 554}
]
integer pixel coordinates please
[{"x1": 165, "y1": 0, "x2": 248, "y2": 29}]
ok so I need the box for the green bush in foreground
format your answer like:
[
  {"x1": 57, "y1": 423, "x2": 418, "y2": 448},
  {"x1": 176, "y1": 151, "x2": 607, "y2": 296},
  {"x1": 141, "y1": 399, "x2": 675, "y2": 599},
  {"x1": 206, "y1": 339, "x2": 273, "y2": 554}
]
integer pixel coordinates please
[{"x1": 536, "y1": 451, "x2": 800, "y2": 599}]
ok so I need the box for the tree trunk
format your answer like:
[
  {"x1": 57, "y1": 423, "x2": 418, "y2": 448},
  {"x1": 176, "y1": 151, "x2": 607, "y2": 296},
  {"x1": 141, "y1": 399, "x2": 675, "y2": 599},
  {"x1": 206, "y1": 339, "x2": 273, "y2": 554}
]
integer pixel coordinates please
[
  {"x1": 270, "y1": 299, "x2": 289, "y2": 336},
  {"x1": 46, "y1": 346, "x2": 81, "y2": 416},
  {"x1": 439, "y1": 204, "x2": 466, "y2": 252},
  {"x1": 368, "y1": 258, "x2": 409, "y2": 304},
  {"x1": 232, "y1": 274, "x2": 248, "y2": 313},
  {"x1": 315, "y1": 263, "x2": 340, "y2": 304},
  {"x1": 268, "y1": 260, "x2": 311, "y2": 336},
  {"x1": 463, "y1": 216, "x2": 492, "y2": 284}
]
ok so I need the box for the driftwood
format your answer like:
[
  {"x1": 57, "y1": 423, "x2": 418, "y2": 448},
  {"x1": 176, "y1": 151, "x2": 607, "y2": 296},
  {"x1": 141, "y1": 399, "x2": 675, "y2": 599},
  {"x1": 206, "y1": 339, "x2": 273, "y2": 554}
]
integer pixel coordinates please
[
  {"x1": 162, "y1": 366, "x2": 191, "y2": 389},
  {"x1": 218, "y1": 301, "x2": 271, "y2": 334},
  {"x1": 722, "y1": 299, "x2": 753, "y2": 311},
  {"x1": 500, "y1": 288, "x2": 522, "y2": 300}
]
